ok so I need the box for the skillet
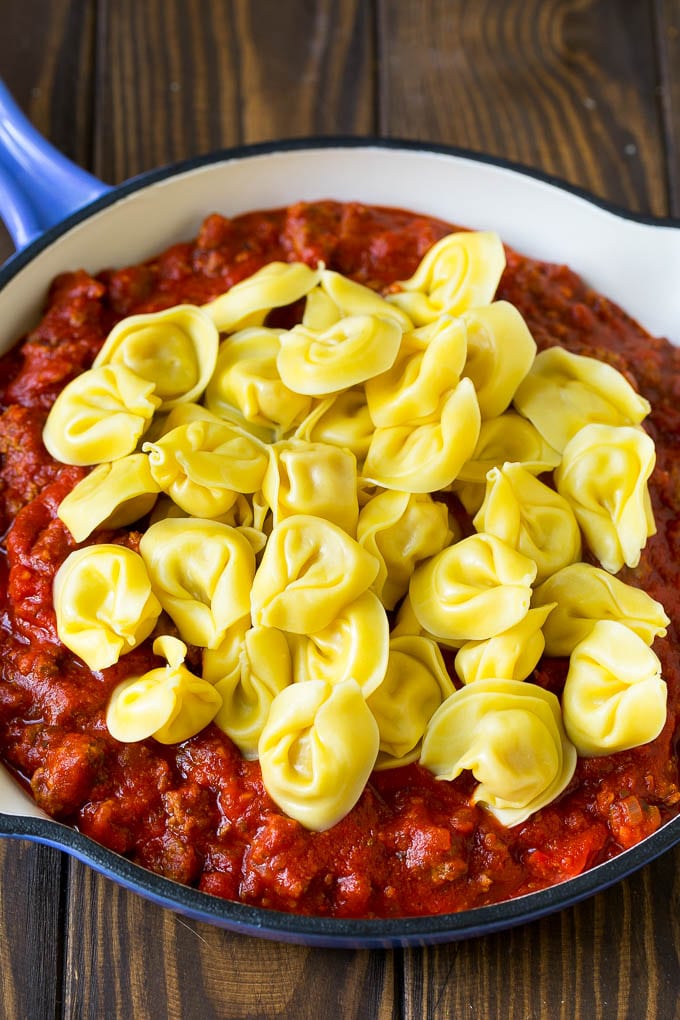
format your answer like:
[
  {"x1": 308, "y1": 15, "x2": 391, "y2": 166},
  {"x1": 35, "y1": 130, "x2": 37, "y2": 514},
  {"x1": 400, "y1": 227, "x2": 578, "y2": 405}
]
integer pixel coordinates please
[{"x1": 1, "y1": 79, "x2": 679, "y2": 948}]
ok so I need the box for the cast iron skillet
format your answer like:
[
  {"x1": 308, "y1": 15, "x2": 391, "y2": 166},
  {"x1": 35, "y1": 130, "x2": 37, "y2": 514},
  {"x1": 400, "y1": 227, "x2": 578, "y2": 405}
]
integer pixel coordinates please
[{"x1": 1, "y1": 79, "x2": 679, "y2": 948}]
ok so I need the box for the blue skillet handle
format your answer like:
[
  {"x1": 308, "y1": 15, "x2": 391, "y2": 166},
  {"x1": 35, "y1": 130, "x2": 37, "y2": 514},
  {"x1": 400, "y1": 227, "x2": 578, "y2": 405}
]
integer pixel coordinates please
[{"x1": 0, "y1": 79, "x2": 111, "y2": 251}]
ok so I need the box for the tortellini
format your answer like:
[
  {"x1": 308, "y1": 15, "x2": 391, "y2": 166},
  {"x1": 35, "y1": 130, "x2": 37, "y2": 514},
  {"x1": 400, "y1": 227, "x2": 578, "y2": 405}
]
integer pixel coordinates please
[
  {"x1": 58, "y1": 453, "x2": 161, "y2": 542},
  {"x1": 513, "y1": 346, "x2": 651, "y2": 452},
  {"x1": 212, "y1": 626, "x2": 292, "y2": 760},
  {"x1": 461, "y1": 302, "x2": 537, "y2": 419},
  {"x1": 386, "y1": 230, "x2": 506, "y2": 325},
  {"x1": 285, "y1": 591, "x2": 389, "y2": 697},
  {"x1": 367, "y1": 635, "x2": 455, "y2": 767},
  {"x1": 93, "y1": 304, "x2": 219, "y2": 410},
  {"x1": 532, "y1": 562, "x2": 670, "y2": 657},
  {"x1": 53, "y1": 545, "x2": 162, "y2": 671},
  {"x1": 107, "y1": 635, "x2": 222, "y2": 744},
  {"x1": 262, "y1": 439, "x2": 359, "y2": 534},
  {"x1": 472, "y1": 462, "x2": 582, "y2": 584},
  {"x1": 554, "y1": 423, "x2": 656, "y2": 573},
  {"x1": 362, "y1": 377, "x2": 481, "y2": 492},
  {"x1": 316, "y1": 269, "x2": 413, "y2": 330},
  {"x1": 562, "y1": 621, "x2": 667, "y2": 756},
  {"x1": 420, "y1": 678, "x2": 577, "y2": 827},
  {"x1": 258, "y1": 679, "x2": 380, "y2": 831},
  {"x1": 277, "y1": 314, "x2": 402, "y2": 395},
  {"x1": 456, "y1": 411, "x2": 562, "y2": 485},
  {"x1": 357, "y1": 490, "x2": 454, "y2": 609},
  {"x1": 364, "y1": 317, "x2": 467, "y2": 427},
  {"x1": 409, "y1": 533, "x2": 537, "y2": 642},
  {"x1": 43, "y1": 364, "x2": 160, "y2": 466},
  {"x1": 294, "y1": 388, "x2": 374, "y2": 462},
  {"x1": 203, "y1": 261, "x2": 323, "y2": 333},
  {"x1": 143, "y1": 418, "x2": 268, "y2": 518},
  {"x1": 454, "y1": 604, "x2": 555, "y2": 685},
  {"x1": 204, "y1": 327, "x2": 312, "y2": 435},
  {"x1": 250, "y1": 515, "x2": 379, "y2": 633},
  {"x1": 139, "y1": 518, "x2": 256, "y2": 648}
]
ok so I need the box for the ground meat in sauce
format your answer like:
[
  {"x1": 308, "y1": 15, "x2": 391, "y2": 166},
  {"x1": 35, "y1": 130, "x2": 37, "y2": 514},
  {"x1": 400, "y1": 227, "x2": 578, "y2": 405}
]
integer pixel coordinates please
[{"x1": 0, "y1": 200, "x2": 678, "y2": 919}]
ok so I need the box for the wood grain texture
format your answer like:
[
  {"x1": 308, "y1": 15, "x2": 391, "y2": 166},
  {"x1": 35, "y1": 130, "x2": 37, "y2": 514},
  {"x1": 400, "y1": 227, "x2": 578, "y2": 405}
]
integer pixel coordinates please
[
  {"x1": 62, "y1": 861, "x2": 398, "y2": 1020},
  {"x1": 655, "y1": 0, "x2": 680, "y2": 214},
  {"x1": 94, "y1": 0, "x2": 374, "y2": 183},
  {"x1": 0, "y1": 840, "x2": 65, "y2": 1020},
  {"x1": 377, "y1": 0, "x2": 669, "y2": 215}
]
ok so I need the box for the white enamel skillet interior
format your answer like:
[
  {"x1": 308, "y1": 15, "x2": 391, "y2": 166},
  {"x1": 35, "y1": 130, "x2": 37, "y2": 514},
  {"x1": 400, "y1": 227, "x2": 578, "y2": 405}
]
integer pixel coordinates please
[{"x1": 0, "y1": 136, "x2": 679, "y2": 947}]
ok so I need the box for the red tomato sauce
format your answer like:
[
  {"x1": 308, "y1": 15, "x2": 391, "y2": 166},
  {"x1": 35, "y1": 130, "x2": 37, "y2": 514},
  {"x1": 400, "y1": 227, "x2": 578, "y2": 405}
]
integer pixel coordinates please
[{"x1": 0, "y1": 201, "x2": 678, "y2": 918}]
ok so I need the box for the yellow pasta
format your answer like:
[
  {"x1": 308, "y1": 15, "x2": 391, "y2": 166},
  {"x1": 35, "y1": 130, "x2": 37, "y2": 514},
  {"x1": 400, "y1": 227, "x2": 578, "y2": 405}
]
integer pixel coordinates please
[
  {"x1": 454, "y1": 604, "x2": 555, "y2": 685},
  {"x1": 554, "y1": 423, "x2": 656, "y2": 573},
  {"x1": 420, "y1": 678, "x2": 577, "y2": 827},
  {"x1": 258, "y1": 678, "x2": 380, "y2": 831},
  {"x1": 513, "y1": 346, "x2": 651, "y2": 452},
  {"x1": 294, "y1": 387, "x2": 374, "y2": 463},
  {"x1": 262, "y1": 439, "x2": 359, "y2": 534},
  {"x1": 42, "y1": 363, "x2": 160, "y2": 466},
  {"x1": 460, "y1": 301, "x2": 537, "y2": 419},
  {"x1": 472, "y1": 462, "x2": 582, "y2": 584},
  {"x1": 456, "y1": 411, "x2": 562, "y2": 484},
  {"x1": 106, "y1": 635, "x2": 223, "y2": 744},
  {"x1": 204, "y1": 327, "x2": 312, "y2": 435},
  {"x1": 139, "y1": 518, "x2": 256, "y2": 648},
  {"x1": 93, "y1": 304, "x2": 219, "y2": 410},
  {"x1": 213, "y1": 626, "x2": 293, "y2": 760},
  {"x1": 203, "y1": 261, "x2": 323, "y2": 333},
  {"x1": 277, "y1": 314, "x2": 403, "y2": 395},
  {"x1": 562, "y1": 620, "x2": 667, "y2": 756},
  {"x1": 364, "y1": 316, "x2": 468, "y2": 427},
  {"x1": 409, "y1": 533, "x2": 537, "y2": 642},
  {"x1": 286, "y1": 590, "x2": 389, "y2": 696},
  {"x1": 386, "y1": 230, "x2": 506, "y2": 325},
  {"x1": 143, "y1": 418, "x2": 269, "y2": 518},
  {"x1": 317, "y1": 269, "x2": 413, "y2": 330},
  {"x1": 53, "y1": 544, "x2": 162, "y2": 671},
  {"x1": 367, "y1": 634, "x2": 455, "y2": 768},
  {"x1": 57, "y1": 453, "x2": 161, "y2": 542},
  {"x1": 357, "y1": 489, "x2": 454, "y2": 609},
  {"x1": 250, "y1": 514, "x2": 380, "y2": 634},
  {"x1": 532, "y1": 562, "x2": 670, "y2": 657},
  {"x1": 201, "y1": 615, "x2": 251, "y2": 685},
  {"x1": 362, "y1": 377, "x2": 481, "y2": 492}
]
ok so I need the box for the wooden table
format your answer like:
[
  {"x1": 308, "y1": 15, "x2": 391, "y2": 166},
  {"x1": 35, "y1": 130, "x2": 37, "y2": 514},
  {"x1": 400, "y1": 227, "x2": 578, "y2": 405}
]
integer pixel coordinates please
[{"x1": 1, "y1": 2, "x2": 679, "y2": 1017}]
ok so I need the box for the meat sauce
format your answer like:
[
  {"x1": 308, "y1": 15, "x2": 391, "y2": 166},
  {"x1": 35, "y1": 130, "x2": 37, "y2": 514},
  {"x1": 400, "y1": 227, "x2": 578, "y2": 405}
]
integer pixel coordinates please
[{"x1": 0, "y1": 200, "x2": 678, "y2": 918}]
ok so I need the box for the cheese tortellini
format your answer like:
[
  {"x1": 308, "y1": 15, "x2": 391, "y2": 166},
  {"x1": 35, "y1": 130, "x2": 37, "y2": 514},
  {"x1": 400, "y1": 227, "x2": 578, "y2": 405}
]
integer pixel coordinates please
[
  {"x1": 143, "y1": 418, "x2": 268, "y2": 518},
  {"x1": 420, "y1": 678, "x2": 577, "y2": 827},
  {"x1": 139, "y1": 518, "x2": 256, "y2": 648},
  {"x1": 357, "y1": 489, "x2": 454, "y2": 609},
  {"x1": 203, "y1": 260, "x2": 323, "y2": 332},
  {"x1": 212, "y1": 625, "x2": 293, "y2": 759},
  {"x1": 262, "y1": 439, "x2": 359, "y2": 534},
  {"x1": 554, "y1": 423, "x2": 656, "y2": 573},
  {"x1": 473, "y1": 462, "x2": 582, "y2": 583},
  {"x1": 513, "y1": 346, "x2": 651, "y2": 452},
  {"x1": 409, "y1": 533, "x2": 537, "y2": 642},
  {"x1": 386, "y1": 230, "x2": 506, "y2": 325},
  {"x1": 461, "y1": 302, "x2": 536, "y2": 419},
  {"x1": 367, "y1": 635, "x2": 455, "y2": 768},
  {"x1": 250, "y1": 515, "x2": 379, "y2": 633},
  {"x1": 454, "y1": 604, "x2": 555, "y2": 685},
  {"x1": 107, "y1": 635, "x2": 222, "y2": 744},
  {"x1": 258, "y1": 679, "x2": 380, "y2": 831},
  {"x1": 93, "y1": 304, "x2": 219, "y2": 410},
  {"x1": 58, "y1": 454, "x2": 161, "y2": 542},
  {"x1": 204, "y1": 327, "x2": 312, "y2": 435},
  {"x1": 562, "y1": 621, "x2": 667, "y2": 756},
  {"x1": 53, "y1": 544, "x2": 162, "y2": 671},
  {"x1": 532, "y1": 562, "x2": 670, "y2": 657},
  {"x1": 43, "y1": 364, "x2": 160, "y2": 465}
]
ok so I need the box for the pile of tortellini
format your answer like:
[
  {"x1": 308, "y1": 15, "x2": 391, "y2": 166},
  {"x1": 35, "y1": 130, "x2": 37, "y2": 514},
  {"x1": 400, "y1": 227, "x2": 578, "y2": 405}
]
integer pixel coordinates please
[{"x1": 43, "y1": 228, "x2": 670, "y2": 832}]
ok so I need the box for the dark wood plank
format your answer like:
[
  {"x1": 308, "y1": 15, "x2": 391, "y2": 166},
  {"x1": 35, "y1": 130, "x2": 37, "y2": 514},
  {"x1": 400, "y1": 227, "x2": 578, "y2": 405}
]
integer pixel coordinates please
[
  {"x1": 94, "y1": 0, "x2": 374, "y2": 183},
  {"x1": 403, "y1": 846, "x2": 680, "y2": 1019},
  {"x1": 655, "y1": 0, "x2": 680, "y2": 214},
  {"x1": 63, "y1": 861, "x2": 398, "y2": 1020},
  {"x1": 0, "y1": 841, "x2": 65, "y2": 1020},
  {"x1": 377, "y1": 0, "x2": 669, "y2": 215}
]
